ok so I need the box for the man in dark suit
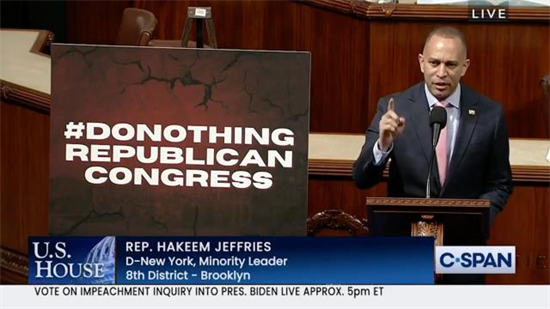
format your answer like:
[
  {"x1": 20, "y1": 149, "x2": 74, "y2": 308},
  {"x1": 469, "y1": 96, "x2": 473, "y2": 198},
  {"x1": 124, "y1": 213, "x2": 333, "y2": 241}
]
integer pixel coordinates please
[{"x1": 353, "y1": 26, "x2": 513, "y2": 277}]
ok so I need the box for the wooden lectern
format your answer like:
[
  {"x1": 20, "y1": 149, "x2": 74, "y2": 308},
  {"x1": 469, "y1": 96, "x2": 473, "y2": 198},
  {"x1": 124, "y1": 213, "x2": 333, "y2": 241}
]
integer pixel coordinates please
[{"x1": 367, "y1": 197, "x2": 491, "y2": 246}]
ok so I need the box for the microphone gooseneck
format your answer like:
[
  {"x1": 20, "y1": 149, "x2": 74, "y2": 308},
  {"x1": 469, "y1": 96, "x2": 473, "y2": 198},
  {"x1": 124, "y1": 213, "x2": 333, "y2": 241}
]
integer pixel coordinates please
[{"x1": 426, "y1": 106, "x2": 447, "y2": 198}]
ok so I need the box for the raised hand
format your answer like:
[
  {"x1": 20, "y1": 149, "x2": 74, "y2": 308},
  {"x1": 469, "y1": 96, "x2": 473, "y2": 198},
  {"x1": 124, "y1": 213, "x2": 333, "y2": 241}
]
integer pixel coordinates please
[{"x1": 378, "y1": 98, "x2": 405, "y2": 151}]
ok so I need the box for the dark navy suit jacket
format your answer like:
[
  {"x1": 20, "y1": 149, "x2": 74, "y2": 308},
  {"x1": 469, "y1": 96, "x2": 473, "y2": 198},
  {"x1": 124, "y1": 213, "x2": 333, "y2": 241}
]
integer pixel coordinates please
[{"x1": 353, "y1": 83, "x2": 513, "y2": 225}]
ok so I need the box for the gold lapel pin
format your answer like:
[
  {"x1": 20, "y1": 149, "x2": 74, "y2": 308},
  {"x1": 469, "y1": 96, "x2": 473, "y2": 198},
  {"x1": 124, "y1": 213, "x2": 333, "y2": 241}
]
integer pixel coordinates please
[{"x1": 468, "y1": 109, "x2": 476, "y2": 116}]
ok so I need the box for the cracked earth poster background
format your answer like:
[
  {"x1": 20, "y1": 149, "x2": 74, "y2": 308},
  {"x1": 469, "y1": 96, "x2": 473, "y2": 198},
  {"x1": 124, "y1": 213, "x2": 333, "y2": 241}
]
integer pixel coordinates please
[{"x1": 50, "y1": 44, "x2": 310, "y2": 236}]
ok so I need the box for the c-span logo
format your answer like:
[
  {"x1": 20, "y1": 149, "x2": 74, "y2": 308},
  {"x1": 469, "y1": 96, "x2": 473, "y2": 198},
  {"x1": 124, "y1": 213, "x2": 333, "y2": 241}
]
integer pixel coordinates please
[{"x1": 435, "y1": 246, "x2": 515, "y2": 274}]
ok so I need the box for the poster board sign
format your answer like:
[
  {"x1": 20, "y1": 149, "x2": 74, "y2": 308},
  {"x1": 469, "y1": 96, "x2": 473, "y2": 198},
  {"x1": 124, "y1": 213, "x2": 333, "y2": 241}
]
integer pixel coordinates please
[{"x1": 50, "y1": 44, "x2": 310, "y2": 236}]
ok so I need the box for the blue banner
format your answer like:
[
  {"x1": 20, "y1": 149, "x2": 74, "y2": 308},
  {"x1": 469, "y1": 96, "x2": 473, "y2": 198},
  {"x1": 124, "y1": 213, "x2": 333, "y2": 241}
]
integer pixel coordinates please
[
  {"x1": 116, "y1": 237, "x2": 433, "y2": 284},
  {"x1": 28, "y1": 237, "x2": 434, "y2": 284}
]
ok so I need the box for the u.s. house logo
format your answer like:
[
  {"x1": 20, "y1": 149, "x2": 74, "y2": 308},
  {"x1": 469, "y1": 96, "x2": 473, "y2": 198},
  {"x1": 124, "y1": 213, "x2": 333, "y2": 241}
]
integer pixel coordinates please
[
  {"x1": 29, "y1": 237, "x2": 115, "y2": 284},
  {"x1": 435, "y1": 246, "x2": 515, "y2": 274}
]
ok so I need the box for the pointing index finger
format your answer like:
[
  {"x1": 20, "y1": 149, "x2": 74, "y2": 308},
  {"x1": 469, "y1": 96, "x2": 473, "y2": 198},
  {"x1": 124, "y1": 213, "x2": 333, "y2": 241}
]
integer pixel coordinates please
[{"x1": 388, "y1": 97, "x2": 395, "y2": 112}]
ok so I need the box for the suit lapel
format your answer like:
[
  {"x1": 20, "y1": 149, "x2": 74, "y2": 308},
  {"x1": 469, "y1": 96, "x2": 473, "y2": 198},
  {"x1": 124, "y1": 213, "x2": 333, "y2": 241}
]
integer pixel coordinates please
[
  {"x1": 443, "y1": 86, "x2": 480, "y2": 193},
  {"x1": 407, "y1": 84, "x2": 432, "y2": 165}
]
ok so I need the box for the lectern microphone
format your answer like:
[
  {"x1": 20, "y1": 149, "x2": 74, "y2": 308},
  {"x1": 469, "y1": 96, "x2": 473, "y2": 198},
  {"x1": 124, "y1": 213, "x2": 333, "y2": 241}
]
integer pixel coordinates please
[{"x1": 426, "y1": 106, "x2": 447, "y2": 198}]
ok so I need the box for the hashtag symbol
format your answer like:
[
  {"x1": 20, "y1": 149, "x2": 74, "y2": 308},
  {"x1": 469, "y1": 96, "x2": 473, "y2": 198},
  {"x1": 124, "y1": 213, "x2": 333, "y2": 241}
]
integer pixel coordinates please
[{"x1": 64, "y1": 122, "x2": 85, "y2": 139}]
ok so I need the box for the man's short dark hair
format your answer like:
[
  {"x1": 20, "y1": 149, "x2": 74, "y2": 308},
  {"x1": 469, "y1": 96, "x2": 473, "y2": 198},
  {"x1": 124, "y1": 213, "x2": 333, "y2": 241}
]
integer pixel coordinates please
[{"x1": 424, "y1": 27, "x2": 468, "y2": 54}]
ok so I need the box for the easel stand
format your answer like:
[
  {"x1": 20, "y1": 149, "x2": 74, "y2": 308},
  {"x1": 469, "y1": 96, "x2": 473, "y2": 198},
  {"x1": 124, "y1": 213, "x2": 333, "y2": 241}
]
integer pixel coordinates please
[{"x1": 181, "y1": 7, "x2": 218, "y2": 48}]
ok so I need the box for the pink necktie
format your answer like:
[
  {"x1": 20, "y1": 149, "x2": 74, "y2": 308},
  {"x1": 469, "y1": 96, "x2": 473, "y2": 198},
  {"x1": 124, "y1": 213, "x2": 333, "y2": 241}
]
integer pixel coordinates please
[{"x1": 435, "y1": 101, "x2": 449, "y2": 186}]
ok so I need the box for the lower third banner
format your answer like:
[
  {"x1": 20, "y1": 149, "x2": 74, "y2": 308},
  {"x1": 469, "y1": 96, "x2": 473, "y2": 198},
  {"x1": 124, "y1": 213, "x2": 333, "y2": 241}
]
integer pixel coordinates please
[{"x1": 28, "y1": 237, "x2": 434, "y2": 284}]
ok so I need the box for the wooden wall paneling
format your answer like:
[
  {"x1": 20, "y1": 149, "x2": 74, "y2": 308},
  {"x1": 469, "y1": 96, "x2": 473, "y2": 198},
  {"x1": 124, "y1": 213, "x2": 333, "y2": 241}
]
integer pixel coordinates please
[
  {"x1": 66, "y1": 1, "x2": 131, "y2": 44},
  {"x1": 308, "y1": 176, "x2": 387, "y2": 219},
  {"x1": 66, "y1": 2, "x2": 550, "y2": 135},
  {"x1": 0, "y1": 101, "x2": 50, "y2": 254},
  {"x1": 487, "y1": 184, "x2": 550, "y2": 284},
  {"x1": 367, "y1": 21, "x2": 550, "y2": 138},
  {"x1": 0, "y1": 246, "x2": 28, "y2": 284},
  {"x1": 366, "y1": 21, "x2": 425, "y2": 133},
  {"x1": 0, "y1": 268, "x2": 26, "y2": 284},
  {"x1": 462, "y1": 24, "x2": 550, "y2": 139},
  {"x1": 134, "y1": 0, "x2": 371, "y2": 133},
  {"x1": 134, "y1": 0, "x2": 269, "y2": 47},
  {"x1": 286, "y1": 2, "x2": 370, "y2": 134}
]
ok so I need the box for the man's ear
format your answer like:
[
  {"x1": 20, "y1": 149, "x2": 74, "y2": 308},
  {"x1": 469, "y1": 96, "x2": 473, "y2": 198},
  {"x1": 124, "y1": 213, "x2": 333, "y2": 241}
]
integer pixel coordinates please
[
  {"x1": 418, "y1": 54, "x2": 425, "y2": 73},
  {"x1": 461, "y1": 58, "x2": 470, "y2": 77}
]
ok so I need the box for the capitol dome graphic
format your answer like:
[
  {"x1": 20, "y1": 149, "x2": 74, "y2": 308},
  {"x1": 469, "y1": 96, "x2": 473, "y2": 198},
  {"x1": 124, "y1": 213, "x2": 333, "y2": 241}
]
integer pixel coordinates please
[{"x1": 83, "y1": 236, "x2": 115, "y2": 284}]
